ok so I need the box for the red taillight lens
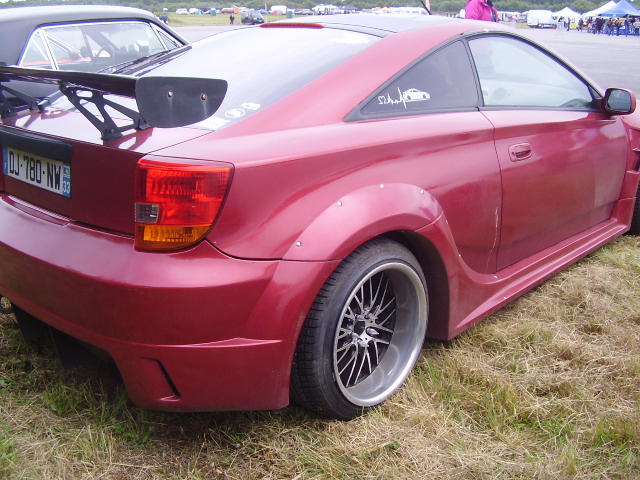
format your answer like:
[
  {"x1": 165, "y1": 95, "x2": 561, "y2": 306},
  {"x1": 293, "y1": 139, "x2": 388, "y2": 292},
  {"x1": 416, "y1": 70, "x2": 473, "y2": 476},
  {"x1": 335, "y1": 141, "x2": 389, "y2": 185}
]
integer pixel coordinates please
[{"x1": 135, "y1": 158, "x2": 232, "y2": 251}]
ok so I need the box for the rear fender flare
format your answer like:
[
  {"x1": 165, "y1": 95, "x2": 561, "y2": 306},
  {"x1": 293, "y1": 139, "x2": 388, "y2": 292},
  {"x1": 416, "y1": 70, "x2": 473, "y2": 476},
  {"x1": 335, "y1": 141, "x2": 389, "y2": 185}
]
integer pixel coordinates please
[{"x1": 283, "y1": 183, "x2": 443, "y2": 261}]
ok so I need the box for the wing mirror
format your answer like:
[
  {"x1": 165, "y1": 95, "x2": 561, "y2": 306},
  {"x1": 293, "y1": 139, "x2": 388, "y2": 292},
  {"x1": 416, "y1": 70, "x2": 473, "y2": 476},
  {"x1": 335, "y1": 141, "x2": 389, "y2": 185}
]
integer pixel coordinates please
[{"x1": 601, "y1": 88, "x2": 636, "y2": 116}]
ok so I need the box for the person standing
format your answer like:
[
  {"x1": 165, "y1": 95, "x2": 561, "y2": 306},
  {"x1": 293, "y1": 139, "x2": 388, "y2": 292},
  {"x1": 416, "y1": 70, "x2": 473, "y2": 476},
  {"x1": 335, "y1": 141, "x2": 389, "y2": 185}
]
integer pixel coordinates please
[{"x1": 465, "y1": 0, "x2": 498, "y2": 21}]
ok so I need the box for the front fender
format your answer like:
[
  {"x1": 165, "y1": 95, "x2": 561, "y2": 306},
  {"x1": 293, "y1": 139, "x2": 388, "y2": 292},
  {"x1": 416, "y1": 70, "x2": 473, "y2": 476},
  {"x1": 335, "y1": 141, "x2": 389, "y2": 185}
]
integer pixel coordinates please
[{"x1": 283, "y1": 183, "x2": 443, "y2": 261}]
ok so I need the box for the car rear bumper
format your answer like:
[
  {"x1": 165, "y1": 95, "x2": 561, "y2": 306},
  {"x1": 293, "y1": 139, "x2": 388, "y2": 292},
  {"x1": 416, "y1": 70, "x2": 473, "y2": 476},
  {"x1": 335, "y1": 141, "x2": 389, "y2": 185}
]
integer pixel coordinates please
[{"x1": 0, "y1": 194, "x2": 338, "y2": 411}]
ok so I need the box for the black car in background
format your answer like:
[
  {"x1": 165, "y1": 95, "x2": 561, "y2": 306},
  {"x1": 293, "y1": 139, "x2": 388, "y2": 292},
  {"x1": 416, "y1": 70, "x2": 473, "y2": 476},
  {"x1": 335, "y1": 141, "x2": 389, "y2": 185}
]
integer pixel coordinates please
[
  {"x1": 241, "y1": 11, "x2": 265, "y2": 24},
  {"x1": 0, "y1": 5, "x2": 187, "y2": 103}
]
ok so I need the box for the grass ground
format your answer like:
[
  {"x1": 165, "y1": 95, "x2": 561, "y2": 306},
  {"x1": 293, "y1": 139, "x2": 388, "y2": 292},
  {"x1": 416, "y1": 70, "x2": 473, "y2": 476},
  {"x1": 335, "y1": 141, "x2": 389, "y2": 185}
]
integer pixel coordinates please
[
  {"x1": 162, "y1": 13, "x2": 285, "y2": 26},
  {"x1": 1, "y1": 236, "x2": 639, "y2": 479}
]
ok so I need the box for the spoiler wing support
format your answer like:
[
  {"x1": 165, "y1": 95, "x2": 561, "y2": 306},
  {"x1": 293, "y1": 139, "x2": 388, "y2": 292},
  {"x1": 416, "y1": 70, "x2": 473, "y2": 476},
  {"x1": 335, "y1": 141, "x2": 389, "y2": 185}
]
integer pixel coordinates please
[
  {"x1": 0, "y1": 66, "x2": 228, "y2": 142},
  {"x1": 0, "y1": 83, "x2": 42, "y2": 119},
  {"x1": 60, "y1": 85, "x2": 150, "y2": 141}
]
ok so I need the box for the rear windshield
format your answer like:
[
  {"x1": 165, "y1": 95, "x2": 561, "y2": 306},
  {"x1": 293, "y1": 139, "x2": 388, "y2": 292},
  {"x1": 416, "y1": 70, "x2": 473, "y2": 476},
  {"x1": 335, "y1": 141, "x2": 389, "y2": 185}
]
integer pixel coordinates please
[{"x1": 145, "y1": 26, "x2": 379, "y2": 130}]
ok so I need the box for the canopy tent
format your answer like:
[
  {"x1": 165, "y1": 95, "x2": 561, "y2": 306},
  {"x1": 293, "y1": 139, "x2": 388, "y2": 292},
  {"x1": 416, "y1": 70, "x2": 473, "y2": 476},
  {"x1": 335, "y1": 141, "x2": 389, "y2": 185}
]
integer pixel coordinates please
[
  {"x1": 553, "y1": 6, "x2": 581, "y2": 21},
  {"x1": 598, "y1": 0, "x2": 640, "y2": 17},
  {"x1": 583, "y1": 0, "x2": 616, "y2": 17}
]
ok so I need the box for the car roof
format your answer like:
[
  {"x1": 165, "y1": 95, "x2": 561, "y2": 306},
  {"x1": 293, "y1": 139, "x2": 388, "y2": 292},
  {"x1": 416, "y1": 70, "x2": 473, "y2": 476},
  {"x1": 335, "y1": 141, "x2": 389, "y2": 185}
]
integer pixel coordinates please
[{"x1": 0, "y1": 5, "x2": 186, "y2": 66}]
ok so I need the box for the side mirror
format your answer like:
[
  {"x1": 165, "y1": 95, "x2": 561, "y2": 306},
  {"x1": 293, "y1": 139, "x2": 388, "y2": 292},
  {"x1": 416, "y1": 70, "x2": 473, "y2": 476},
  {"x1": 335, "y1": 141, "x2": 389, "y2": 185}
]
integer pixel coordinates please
[{"x1": 602, "y1": 88, "x2": 636, "y2": 116}]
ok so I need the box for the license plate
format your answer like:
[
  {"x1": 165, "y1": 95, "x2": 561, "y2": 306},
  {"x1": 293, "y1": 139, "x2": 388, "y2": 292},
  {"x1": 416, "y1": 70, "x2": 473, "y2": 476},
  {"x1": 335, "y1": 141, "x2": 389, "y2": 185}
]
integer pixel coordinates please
[{"x1": 2, "y1": 146, "x2": 71, "y2": 198}]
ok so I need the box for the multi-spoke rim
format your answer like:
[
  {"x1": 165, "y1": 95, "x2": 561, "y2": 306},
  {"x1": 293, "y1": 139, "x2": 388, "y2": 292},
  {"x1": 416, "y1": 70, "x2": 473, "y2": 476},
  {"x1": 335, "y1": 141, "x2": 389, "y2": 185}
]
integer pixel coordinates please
[{"x1": 332, "y1": 261, "x2": 427, "y2": 407}]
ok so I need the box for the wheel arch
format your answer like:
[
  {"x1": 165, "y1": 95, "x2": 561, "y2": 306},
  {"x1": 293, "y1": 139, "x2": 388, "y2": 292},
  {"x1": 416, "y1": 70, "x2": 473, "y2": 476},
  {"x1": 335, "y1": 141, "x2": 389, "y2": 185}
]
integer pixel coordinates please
[
  {"x1": 282, "y1": 182, "x2": 453, "y2": 344},
  {"x1": 627, "y1": 182, "x2": 640, "y2": 235},
  {"x1": 392, "y1": 230, "x2": 451, "y2": 341},
  {"x1": 282, "y1": 183, "x2": 444, "y2": 262}
]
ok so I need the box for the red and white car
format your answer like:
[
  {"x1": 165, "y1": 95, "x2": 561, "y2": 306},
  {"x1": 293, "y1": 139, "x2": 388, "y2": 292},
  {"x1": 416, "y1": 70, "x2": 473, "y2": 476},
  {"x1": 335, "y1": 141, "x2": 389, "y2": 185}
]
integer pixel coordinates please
[{"x1": 1, "y1": 14, "x2": 639, "y2": 420}]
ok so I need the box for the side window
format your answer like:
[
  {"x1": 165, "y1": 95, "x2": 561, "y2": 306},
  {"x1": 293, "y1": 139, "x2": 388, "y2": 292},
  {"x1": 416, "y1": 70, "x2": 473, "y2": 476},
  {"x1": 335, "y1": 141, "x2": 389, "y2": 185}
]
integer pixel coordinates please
[
  {"x1": 157, "y1": 29, "x2": 183, "y2": 50},
  {"x1": 361, "y1": 41, "x2": 478, "y2": 117},
  {"x1": 94, "y1": 22, "x2": 167, "y2": 56},
  {"x1": 19, "y1": 31, "x2": 54, "y2": 69},
  {"x1": 468, "y1": 36, "x2": 594, "y2": 109}
]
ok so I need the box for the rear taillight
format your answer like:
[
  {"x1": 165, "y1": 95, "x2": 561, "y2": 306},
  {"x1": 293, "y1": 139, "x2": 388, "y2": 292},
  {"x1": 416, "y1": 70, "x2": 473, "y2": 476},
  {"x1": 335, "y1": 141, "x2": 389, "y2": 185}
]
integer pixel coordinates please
[{"x1": 135, "y1": 158, "x2": 232, "y2": 251}]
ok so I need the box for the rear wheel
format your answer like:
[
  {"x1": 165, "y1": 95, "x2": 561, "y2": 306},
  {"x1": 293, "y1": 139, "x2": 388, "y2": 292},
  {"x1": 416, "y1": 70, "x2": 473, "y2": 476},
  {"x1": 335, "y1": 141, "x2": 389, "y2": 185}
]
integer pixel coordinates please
[{"x1": 291, "y1": 238, "x2": 428, "y2": 420}]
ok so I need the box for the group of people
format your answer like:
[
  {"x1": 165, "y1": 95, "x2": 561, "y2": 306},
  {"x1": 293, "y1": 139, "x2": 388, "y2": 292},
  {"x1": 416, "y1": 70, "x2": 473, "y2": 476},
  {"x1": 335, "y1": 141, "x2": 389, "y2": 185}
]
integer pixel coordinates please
[
  {"x1": 463, "y1": 0, "x2": 640, "y2": 38},
  {"x1": 582, "y1": 16, "x2": 640, "y2": 35}
]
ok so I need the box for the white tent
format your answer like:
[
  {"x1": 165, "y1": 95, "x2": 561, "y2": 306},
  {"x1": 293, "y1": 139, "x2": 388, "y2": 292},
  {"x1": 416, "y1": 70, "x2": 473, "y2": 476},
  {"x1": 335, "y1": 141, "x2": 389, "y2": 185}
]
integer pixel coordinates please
[
  {"x1": 553, "y1": 6, "x2": 581, "y2": 21},
  {"x1": 583, "y1": 0, "x2": 616, "y2": 17}
]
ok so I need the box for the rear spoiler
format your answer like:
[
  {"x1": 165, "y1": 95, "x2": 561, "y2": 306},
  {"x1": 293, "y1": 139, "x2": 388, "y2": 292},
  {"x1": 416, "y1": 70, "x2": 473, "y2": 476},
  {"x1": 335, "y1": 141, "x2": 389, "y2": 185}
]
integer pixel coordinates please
[{"x1": 0, "y1": 66, "x2": 227, "y2": 141}]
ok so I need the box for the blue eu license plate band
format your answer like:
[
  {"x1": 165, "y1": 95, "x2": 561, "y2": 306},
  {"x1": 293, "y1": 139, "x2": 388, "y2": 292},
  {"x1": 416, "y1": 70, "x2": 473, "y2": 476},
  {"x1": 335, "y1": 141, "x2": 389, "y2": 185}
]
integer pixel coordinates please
[{"x1": 2, "y1": 146, "x2": 71, "y2": 197}]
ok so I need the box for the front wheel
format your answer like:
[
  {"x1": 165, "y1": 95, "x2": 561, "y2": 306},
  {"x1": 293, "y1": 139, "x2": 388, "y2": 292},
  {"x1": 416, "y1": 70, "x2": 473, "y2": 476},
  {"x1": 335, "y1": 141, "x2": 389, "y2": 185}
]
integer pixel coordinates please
[
  {"x1": 291, "y1": 238, "x2": 428, "y2": 420},
  {"x1": 628, "y1": 184, "x2": 640, "y2": 235}
]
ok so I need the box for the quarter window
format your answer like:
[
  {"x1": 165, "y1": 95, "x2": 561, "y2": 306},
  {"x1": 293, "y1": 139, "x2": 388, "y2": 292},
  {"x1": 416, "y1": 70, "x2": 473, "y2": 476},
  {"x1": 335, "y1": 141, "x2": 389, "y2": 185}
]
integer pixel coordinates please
[
  {"x1": 19, "y1": 31, "x2": 53, "y2": 69},
  {"x1": 468, "y1": 36, "x2": 594, "y2": 109},
  {"x1": 362, "y1": 41, "x2": 479, "y2": 117}
]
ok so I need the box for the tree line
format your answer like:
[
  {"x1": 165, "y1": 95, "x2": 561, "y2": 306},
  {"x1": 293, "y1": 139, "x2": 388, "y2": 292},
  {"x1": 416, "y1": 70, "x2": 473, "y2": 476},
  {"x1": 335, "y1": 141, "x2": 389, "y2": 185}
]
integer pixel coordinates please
[{"x1": 0, "y1": 0, "x2": 609, "y2": 16}]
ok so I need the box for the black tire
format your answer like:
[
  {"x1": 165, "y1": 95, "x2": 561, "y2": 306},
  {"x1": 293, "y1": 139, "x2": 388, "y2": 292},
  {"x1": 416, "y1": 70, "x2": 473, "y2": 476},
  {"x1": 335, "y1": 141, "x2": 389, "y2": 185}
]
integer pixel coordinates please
[
  {"x1": 628, "y1": 184, "x2": 640, "y2": 235},
  {"x1": 0, "y1": 296, "x2": 12, "y2": 315},
  {"x1": 291, "y1": 238, "x2": 428, "y2": 420}
]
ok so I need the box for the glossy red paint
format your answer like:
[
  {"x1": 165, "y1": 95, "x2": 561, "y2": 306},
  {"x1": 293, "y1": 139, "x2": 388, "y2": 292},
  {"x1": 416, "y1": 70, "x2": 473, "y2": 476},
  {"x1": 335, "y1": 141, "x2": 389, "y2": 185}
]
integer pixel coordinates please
[
  {"x1": 1, "y1": 15, "x2": 639, "y2": 413},
  {"x1": 0, "y1": 195, "x2": 340, "y2": 410}
]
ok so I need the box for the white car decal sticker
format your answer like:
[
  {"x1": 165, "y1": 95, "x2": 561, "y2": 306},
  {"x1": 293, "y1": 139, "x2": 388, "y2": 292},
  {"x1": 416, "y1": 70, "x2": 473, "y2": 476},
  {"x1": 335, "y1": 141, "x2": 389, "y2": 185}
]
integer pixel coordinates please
[
  {"x1": 225, "y1": 108, "x2": 246, "y2": 119},
  {"x1": 378, "y1": 87, "x2": 430, "y2": 109},
  {"x1": 241, "y1": 102, "x2": 261, "y2": 111}
]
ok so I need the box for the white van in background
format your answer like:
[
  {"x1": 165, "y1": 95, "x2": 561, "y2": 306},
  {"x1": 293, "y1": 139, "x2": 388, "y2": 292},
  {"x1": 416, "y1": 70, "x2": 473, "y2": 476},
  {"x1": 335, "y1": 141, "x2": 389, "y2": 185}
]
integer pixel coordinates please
[{"x1": 527, "y1": 9, "x2": 554, "y2": 28}]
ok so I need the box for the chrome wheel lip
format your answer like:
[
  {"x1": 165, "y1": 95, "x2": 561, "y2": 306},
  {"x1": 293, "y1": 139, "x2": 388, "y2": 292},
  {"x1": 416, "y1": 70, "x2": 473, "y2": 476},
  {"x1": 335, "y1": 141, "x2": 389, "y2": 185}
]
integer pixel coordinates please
[{"x1": 332, "y1": 261, "x2": 427, "y2": 407}]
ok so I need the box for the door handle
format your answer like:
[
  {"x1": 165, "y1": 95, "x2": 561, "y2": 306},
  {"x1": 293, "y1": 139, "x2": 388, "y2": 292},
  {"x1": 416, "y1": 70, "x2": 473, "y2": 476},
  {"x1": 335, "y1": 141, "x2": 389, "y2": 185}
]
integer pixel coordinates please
[{"x1": 508, "y1": 143, "x2": 532, "y2": 162}]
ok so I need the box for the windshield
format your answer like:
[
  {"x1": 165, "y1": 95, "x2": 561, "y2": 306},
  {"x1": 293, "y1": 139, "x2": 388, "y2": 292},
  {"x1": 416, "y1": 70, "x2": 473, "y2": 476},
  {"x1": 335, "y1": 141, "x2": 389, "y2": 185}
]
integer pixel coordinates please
[
  {"x1": 19, "y1": 21, "x2": 183, "y2": 72},
  {"x1": 142, "y1": 26, "x2": 379, "y2": 130}
]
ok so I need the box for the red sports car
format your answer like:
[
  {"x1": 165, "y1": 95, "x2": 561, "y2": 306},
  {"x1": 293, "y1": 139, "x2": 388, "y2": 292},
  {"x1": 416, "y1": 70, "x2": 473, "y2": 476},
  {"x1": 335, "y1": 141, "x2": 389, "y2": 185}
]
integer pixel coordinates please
[{"x1": 1, "y1": 14, "x2": 638, "y2": 420}]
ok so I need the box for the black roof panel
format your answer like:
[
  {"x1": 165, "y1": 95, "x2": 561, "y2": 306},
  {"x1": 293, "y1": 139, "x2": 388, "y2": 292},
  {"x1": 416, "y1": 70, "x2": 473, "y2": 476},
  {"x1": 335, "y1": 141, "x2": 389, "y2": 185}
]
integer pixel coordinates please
[{"x1": 0, "y1": 5, "x2": 186, "y2": 66}]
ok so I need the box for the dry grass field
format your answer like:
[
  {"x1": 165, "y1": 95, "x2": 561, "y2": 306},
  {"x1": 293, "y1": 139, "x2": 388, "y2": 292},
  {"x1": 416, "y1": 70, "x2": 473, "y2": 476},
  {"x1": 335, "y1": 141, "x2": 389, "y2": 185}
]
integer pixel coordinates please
[
  {"x1": 1, "y1": 236, "x2": 639, "y2": 479},
  {"x1": 163, "y1": 12, "x2": 284, "y2": 26}
]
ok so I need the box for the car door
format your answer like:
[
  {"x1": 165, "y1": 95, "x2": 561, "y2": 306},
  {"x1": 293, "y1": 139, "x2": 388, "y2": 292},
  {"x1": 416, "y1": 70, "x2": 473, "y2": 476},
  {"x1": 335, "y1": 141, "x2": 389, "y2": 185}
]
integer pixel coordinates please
[
  {"x1": 355, "y1": 40, "x2": 503, "y2": 274},
  {"x1": 468, "y1": 35, "x2": 629, "y2": 270}
]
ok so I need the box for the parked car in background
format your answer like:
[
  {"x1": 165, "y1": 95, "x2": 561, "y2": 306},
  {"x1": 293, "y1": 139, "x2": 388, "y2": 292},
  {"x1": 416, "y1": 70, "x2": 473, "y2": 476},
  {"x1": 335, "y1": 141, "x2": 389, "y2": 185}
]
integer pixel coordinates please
[
  {"x1": 526, "y1": 9, "x2": 555, "y2": 28},
  {"x1": 0, "y1": 5, "x2": 187, "y2": 105},
  {"x1": 1, "y1": 14, "x2": 639, "y2": 420},
  {"x1": 176, "y1": 8, "x2": 189, "y2": 14},
  {"x1": 241, "y1": 11, "x2": 265, "y2": 24}
]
